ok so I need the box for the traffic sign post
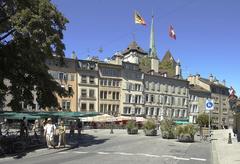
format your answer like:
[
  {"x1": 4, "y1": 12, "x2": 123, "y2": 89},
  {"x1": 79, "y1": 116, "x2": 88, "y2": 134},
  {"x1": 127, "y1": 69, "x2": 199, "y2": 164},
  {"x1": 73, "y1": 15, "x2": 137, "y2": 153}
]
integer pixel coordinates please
[{"x1": 206, "y1": 99, "x2": 214, "y2": 142}]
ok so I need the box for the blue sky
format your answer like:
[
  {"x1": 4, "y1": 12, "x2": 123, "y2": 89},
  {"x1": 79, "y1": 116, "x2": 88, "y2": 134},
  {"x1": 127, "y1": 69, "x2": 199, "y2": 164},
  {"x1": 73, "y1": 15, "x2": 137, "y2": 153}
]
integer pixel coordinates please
[{"x1": 52, "y1": 0, "x2": 240, "y2": 96}]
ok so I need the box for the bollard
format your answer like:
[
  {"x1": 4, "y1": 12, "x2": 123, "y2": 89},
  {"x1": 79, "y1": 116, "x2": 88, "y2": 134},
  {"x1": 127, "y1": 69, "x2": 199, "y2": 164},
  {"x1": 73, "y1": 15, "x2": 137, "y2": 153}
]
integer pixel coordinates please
[{"x1": 228, "y1": 133, "x2": 232, "y2": 144}]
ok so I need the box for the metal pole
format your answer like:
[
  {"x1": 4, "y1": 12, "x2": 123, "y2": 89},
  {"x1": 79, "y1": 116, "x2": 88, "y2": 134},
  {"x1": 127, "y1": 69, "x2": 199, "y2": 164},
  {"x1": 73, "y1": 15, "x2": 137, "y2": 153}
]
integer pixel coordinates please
[{"x1": 209, "y1": 110, "x2": 211, "y2": 143}]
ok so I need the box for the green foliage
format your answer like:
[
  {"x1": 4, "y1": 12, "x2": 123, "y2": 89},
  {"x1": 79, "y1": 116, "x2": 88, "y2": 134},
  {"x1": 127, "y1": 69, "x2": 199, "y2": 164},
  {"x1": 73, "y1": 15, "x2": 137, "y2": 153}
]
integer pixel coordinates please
[
  {"x1": 126, "y1": 120, "x2": 137, "y2": 130},
  {"x1": 0, "y1": 0, "x2": 69, "y2": 111},
  {"x1": 144, "y1": 119, "x2": 156, "y2": 130},
  {"x1": 126, "y1": 120, "x2": 138, "y2": 134},
  {"x1": 139, "y1": 56, "x2": 151, "y2": 69},
  {"x1": 159, "y1": 51, "x2": 176, "y2": 77},
  {"x1": 160, "y1": 119, "x2": 176, "y2": 139},
  {"x1": 175, "y1": 124, "x2": 197, "y2": 137},
  {"x1": 196, "y1": 113, "x2": 211, "y2": 127}
]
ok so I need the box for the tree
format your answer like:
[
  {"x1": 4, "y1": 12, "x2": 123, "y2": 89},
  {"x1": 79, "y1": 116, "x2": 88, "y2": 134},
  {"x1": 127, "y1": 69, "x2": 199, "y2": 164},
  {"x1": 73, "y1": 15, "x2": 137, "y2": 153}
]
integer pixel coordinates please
[
  {"x1": 196, "y1": 113, "x2": 211, "y2": 127},
  {"x1": 0, "y1": 0, "x2": 69, "y2": 111}
]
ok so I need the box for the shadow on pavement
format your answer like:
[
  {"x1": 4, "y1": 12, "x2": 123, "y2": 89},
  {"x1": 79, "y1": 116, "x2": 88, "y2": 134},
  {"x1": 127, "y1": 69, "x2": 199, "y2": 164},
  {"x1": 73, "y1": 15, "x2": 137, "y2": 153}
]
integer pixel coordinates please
[{"x1": 76, "y1": 134, "x2": 109, "y2": 147}]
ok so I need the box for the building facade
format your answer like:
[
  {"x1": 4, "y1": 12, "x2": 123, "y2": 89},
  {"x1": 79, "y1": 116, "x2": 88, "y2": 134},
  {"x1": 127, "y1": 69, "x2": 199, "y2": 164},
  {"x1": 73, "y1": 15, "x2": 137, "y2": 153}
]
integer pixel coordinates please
[
  {"x1": 77, "y1": 60, "x2": 99, "y2": 112},
  {"x1": 47, "y1": 57, "x2": 78, "y2": 112},
  {"x1": 144, "y1": 74, "x2": 189, "y2": 122},
  {"x1": 98, "y1": 63, "x2": 122, "y2": 116},
  {"x1": 189, "y1": 85, "x2": 211, "y2": 123},
  {"x1": 121, "y1": 62, "x2": 145, "y2": 116},
  {"x1": 188, "y1": 74, "x2": 231, "y2": 128}
]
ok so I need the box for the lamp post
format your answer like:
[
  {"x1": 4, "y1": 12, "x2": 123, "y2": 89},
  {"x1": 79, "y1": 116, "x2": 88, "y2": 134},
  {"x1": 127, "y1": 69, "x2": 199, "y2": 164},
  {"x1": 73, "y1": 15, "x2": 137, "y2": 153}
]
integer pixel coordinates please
[{"x1": 110, "y1": 111, "x2": 115, "y2": 134}]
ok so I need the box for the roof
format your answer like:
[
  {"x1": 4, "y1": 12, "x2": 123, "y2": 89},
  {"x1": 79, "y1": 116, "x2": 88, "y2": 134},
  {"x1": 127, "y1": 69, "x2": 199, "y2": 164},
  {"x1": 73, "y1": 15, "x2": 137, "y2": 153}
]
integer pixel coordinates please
[
  {"x1": 199, "y1": 77, "x2": 228, "y2": 89},
  {"x1": 144, "y1": 72, "x2": 189, "y2": 84},
  {"x1": 46, "y1": 57, "x2": 77, "y2": 73},
  {"x1": 189, "y1": 84, "x2": 211, "y2": 93},
  {"x1": 122, "y1": 41, "x2": 148, "y2": 56},
  {"x1": 161, "y1": 50, "x2": 177, "y2": 67}
]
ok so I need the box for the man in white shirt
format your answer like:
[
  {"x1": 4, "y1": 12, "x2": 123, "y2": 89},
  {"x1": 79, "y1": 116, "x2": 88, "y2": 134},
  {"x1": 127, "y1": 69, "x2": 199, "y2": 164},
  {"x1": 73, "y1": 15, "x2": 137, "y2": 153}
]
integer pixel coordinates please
[{"x1": 44, "y1": 118, "x2": 56, "y2": 149}]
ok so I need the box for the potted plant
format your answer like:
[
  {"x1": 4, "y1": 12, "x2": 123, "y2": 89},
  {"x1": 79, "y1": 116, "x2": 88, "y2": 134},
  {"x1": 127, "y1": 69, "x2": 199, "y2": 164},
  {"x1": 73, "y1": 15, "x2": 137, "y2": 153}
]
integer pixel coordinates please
[
  {"x1": 196, "y1": 113, "x2": 211, "y2": 137},
  {"x1": 126, "y1": 120, "x2": 138, "y2": 135},
  {"x1": 175, "y1": 124, "x2": 197, "y2": 142},
  {"x1": 160, "y1": 119, "x2": 176, "y2": 139},
  {"x1": 143, "y1": 119, "x2": 157, "y2": 136}
]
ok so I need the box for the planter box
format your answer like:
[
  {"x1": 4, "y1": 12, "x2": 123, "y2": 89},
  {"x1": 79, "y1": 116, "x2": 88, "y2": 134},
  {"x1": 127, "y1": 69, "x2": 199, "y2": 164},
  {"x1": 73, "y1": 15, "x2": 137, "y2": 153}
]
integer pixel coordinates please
[
  {"x1": 144, "y1": 129, "x2": 157, "y2": 136},
  {"x1": 161, "y1": 131, "x2": 175, "y2": 139},
  {"x1": 177, "y1": 134, "x2": 194, "y2": 142},
  {"x1": 127, "y1": 128, "x2": 138, "y2": 135}
]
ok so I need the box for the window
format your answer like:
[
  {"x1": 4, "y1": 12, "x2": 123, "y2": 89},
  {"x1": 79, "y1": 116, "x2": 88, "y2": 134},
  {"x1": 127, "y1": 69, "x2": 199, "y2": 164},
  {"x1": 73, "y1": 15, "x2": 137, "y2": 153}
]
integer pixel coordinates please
[
  {"x1": 104, "y1": 79, "x2": 107, "y2": 86},
  {"x1": 81, "y1": 89, "x2": 87, "y2": 98},
  {"x1": 150, "y1": 108, "x2": 154, "y2": 115},
  {"x1": 63, "y1": 73, "x2": 68, "y2": 81},
  {"x1": 145, "y1": 81, "x2": 149, "y2": 90},
  {"x1": 59, "y1": 72, "x2": 64, "y2": 80},
  {"x1": 62, "y1": 100, "x2": 70, "y2": 111},
  {"x1": 100, "y1": 104, "x2": 104, "y2": 113},
  {"x1": 89, "y1": 89, "x2": 95, "y2": 98},
  {"x1": 116, "y1": 92, "x2": 119, "y2": 100},
  {"x1": 89, "y1": 76, "x2": 95, "y2": 84},
  {"x1": 150, "y1": 95, "x2": 154, "y2": 103},
  {"x1": 108, "y1": 80, "x2": 112, "y2": 86},
  {"x1": 90, "y1": 64, "x2": 95, "y2": 70},
  {"x1": 145, "y1": 94, "x2": 149, "y2": 102},
  {"x1": 81, "y1": 103, "x2": 87, "y2": 112},
  {"x1": 104, "y1": 91, "x2": 107, "y2": 99},
  {"x1": 68, "y1": 85, "x2": 73, "y2": 95},
  {"x1": 116, "y1": 81, "x2": 120, "y2": 87},
  {"x1": 100, "y1": 91, "x2": 103, "y2": 99},
  {"x1": 100, "y1": 80, "x2": 103, "y2": 86},
  {"x1": 172, "y1": 86, "x2": 175, "y2": 93},
  {"x1": 113, "y1": 80, "x2": 116, "y2": 86},
  {"x1": 124, "y1": 107, "x2": 131, "y2": 114},
  {"x1": 156, "y1": 108, "x2": 160, "y2": 116},
  {"x1": 81, "y1": 75, "x2": 87, "y2": 83},
  {"x1": 70, "y1": 74, "x2": 75, "y2": 81},
  {"x1": 165, "y1": 84, "x2": 168, "y2": 92},
  {"x1": 112, "y1": 92, "x2": 116, "y2": 100},
  {"x1": 89, "y1": 103, "x2": 94, "y2": 111},
  {"x1": 125, "y1": 94, "x2": 131, "y2": 103},
  {"x1": 82, "y1": 63, "x2": 88, "y2": 69},
  {"x1": 100, "y1": 91, "x2": 107, "y2": 99},
  {"x1": 171, "y1": 97, "x2": 175, "y2": 105}
]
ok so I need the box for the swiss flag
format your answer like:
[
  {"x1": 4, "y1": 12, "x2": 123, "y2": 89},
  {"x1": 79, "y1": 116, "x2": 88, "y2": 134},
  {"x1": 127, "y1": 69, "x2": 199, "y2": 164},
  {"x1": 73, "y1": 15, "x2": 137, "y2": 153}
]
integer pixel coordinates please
[{"x1": 169, "y1": 25, "x2": 176, "y2": 40}]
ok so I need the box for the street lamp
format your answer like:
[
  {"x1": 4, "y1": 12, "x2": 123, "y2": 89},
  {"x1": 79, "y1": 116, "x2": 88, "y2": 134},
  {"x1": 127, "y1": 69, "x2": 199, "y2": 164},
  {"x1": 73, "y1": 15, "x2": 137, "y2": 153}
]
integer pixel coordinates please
[{"x1": 110, "y1": 111, "x2": 115, "y2": 134}]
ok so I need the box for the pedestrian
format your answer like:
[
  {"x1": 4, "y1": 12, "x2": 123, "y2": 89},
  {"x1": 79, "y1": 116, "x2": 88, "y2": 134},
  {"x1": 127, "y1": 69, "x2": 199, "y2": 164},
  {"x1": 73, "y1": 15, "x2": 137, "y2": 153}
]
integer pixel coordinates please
[
  {"x1": 76, "y1": 119, "x2": 82, "y2": 137},
  {"x1": 23, "y1": 117, "x2": 28, "y2": 138},
  {"x1": 69, "y1": 121, "x2": 75, "y2": 141},
  {"x1": 32, "y1": 119, "x2": 40, "y2": 142},
  {"x1": 57, "y1": 120, "x2": 66, "y2": 148},
  {"x1": 44, "y1": 118, "x2": 56, "y2": 149}
]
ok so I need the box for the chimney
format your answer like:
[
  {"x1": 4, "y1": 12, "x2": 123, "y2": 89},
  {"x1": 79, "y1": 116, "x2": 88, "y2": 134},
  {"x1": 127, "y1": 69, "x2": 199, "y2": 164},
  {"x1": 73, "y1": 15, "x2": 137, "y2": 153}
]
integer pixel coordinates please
[
  {"x1": 209, "y1": 74, "x2": 213, "y2": 82},
  {"x1": 222, "y1": 80, "x2": 226, "y2": 86},
  {"x1": 151, "y1": 58, "x2": 159, "y2": 73},
  {"x1": 175, "y1": 59, "x2": 182, "y2": 78}
]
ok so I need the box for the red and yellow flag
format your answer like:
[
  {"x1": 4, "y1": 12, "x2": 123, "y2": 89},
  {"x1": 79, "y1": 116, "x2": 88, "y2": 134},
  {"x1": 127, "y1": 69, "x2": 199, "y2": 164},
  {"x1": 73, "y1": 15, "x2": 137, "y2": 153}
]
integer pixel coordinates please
[{"x1": 134, "y1": 11, "x2": 146, "y2": 26}]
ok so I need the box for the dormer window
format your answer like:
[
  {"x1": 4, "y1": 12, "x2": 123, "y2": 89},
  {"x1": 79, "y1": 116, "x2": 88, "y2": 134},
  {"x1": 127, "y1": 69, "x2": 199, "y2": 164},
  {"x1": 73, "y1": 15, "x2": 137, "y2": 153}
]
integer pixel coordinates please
[
  {"x1": 82, "y1": 63, "x2": 87, "y2": 69},
  {"x1": 90, "y1": 63, "x2": 95, "y2": 70}
]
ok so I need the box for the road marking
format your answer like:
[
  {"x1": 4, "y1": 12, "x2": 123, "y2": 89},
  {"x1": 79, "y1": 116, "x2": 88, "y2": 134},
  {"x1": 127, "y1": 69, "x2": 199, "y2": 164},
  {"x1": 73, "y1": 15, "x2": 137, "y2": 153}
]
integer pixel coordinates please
[
  {"x1": 174, "y1": 157, "x2": 190, "y2": 161},
  {"x1": 162, "y1": 155, "x2": 176, "y2": 158},
  {"x1": 115, "y1": 152, "x2": 134, "y2": 156},
  {"x1": 74, "y1": 151, "x2": 88, "y2": 154},
  {"x1": 58, "y1": 151, "x2": 68, "y2": 154},
  {"x1": 97, "y1": 152, "x2": 110, "y2": 155},
  {"x1": 136, "y1": 153, "x2": 160, "y2": 158},
  {"x1": 190, "y1": 157, "x2": 207, "y2": 161},
  {"x1": 35, "y1": 148, "x2": 48, "y2": 152}
]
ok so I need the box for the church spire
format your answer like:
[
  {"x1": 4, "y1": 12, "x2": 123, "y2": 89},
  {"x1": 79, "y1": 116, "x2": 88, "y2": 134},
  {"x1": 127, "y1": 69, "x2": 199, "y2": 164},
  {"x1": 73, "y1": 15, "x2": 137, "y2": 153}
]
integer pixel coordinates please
[{"x1": 149, "y1": 15, "x2": 157, "y2": 58}]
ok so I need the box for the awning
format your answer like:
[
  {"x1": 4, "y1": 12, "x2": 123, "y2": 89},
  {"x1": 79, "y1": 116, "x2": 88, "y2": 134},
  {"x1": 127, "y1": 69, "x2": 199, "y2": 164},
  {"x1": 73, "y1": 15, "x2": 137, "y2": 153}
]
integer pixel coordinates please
[{"x1": 175, "y1": 120, "x2": 189, "y2": 125}]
